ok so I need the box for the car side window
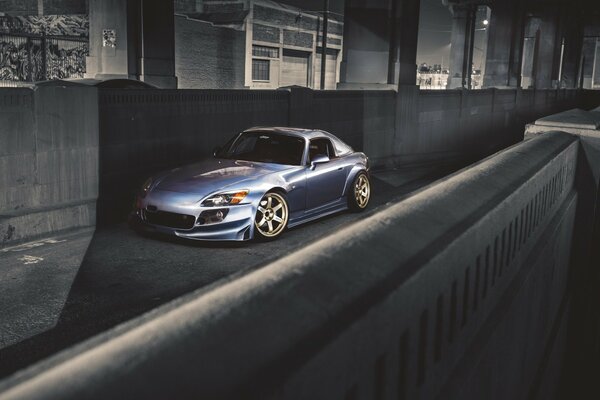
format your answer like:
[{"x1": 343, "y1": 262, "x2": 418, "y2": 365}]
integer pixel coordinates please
[{"x1": 308, "y1": 138, "x2": 335, "y2": 162}]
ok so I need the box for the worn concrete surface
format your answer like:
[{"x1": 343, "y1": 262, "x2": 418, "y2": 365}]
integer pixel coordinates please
[
  {"x1": 525, "y1": 107, "x2": 600, "y2": 139},
  {"x1": 0, "y1": 166, "x2": 445, "y2": 380},
  {"x1": 0, "y1": 86, "x2": 99, "y2": 246},
  {"x1": 534, "y1": 108, "x2": 600, "y2": 129},
  {"x1": 0, "y1": 229, "x2": 94, "y2": 350}
]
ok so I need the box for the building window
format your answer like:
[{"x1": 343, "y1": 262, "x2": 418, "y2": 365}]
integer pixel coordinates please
[
  {"x1": 252, "y1": 59, "x2": 270, "y2": 81},
  {"x1": 252, "y1": 45, "x2": 279, "y2": 58}
]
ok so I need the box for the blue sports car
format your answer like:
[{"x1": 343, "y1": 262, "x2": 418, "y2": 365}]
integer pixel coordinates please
[{"x1": 131, "y1": 127, "x2": 371, "y2": 241}]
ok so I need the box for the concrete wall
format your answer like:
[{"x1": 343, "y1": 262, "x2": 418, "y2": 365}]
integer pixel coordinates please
[
  {"x1": 0, "y1": 132, "x2": 581, "y2": 400},
  {"x1": 524, "y1": 107, "x2": 600, "y2": 398},
  {"x1": 175, "y1": 15, "x2": 246, "y2": 89},
  {"x1": 97, "y1": 88, "x2": 289, "y2": 221},
  {"x1": 0, "y1": 86, "x2": 98, "y2": 246},
  {"x1": 95, "y1": 86, "x2": 584, "y2": 222}
]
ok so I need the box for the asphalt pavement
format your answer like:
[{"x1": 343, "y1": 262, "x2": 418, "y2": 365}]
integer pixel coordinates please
[{"x1": 0, "y1": 165, "x2": 455, "y2": 379}]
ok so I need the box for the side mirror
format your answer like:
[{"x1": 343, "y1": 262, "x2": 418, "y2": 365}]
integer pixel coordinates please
[
  {"x1": 310, "y1": 154, "x2": 330, "y2": 169},
  {"x1": 212, "y1": 146, "x2": 221, "y2": 157}
]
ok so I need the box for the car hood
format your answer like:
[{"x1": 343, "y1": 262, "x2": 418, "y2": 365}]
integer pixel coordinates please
[{"x1": 154, "y1": 158, "x2": 291, "y2": 196}]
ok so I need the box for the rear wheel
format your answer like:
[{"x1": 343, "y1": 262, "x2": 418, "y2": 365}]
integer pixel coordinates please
[
  {"x1": 348, "y1": 171, "x2": 371, "y2": 211},
  {"x1": 254, "y1": 192, "x2": 289, "y2": 240}
]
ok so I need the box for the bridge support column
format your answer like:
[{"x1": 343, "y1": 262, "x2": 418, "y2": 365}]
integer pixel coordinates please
[
  {"x1": 483, "y1": 1, "x2": 517, "y2": 88},
  {"x1": 447, "y1": 4, "x2": 476, "y2": 89},
  {"x1": 86, "y1": 0, "x2": 177, "y2": 88},
  {"x1": 507, "y1": 2, "x2": 526, "y2": 87},
  {"x1": 338, "y1": 0, "x2": 420, "y2": 89},
  {"x1": 389, "y1": 0, "x2": 420, "y2": 86},
  {"x1": 581, "y1": 20, "x2": 600, "y2": 89},
  {"x1": 560, "y1": 10, "x2": 584, "y2": 88},
  {"x1": 533, "y1": 10, "x2": 561, "y2": 89}
]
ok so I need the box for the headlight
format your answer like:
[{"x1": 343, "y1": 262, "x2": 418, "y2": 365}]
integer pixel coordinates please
[
  {"x1": 202, "y1": 190, "x2": 249, "y2": 207},
  {"x1": 140, "y1": 177, "x2": 153, "y2": 198}
]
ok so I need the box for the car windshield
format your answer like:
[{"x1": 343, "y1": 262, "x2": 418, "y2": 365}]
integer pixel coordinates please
[{"x1": 217, "y1": 132, "x2": 305, "y2": 165}]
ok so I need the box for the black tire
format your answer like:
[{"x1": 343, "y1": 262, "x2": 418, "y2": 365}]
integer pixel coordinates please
[
  {"x1": 348, "y1": 171, "x2": 371, "y2": 212},
  {"x1": 254, "y1": 191, "x2": 289, "y2": 240}
]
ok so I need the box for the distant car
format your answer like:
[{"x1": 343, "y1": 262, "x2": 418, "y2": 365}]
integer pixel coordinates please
[{"x1": 130, "y1": 127, "x2": 371, "y2": 241}]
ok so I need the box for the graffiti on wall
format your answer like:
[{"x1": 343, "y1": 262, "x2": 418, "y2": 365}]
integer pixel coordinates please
[
  {"x1": 0, "y1": 15, "x2": 89, "y2": 37},
  {"x1": 0, "y1": 35, "x2": 87, "y2": 82},
  {"x1": 0, "y1": 14, "x2": 88, "y2": 83}
]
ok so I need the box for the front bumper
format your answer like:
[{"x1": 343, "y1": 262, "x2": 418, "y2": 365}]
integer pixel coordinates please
[{"x1": 131, "y1": 191, "x2": 255, "y2": 241}]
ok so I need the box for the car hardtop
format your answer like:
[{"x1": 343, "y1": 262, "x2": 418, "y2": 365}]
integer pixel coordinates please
[{"x1": 243, "y1": 127, "x2": 354, "y2": 156}]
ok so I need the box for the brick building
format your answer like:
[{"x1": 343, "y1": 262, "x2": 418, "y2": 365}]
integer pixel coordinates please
[
  {"x1": 0, "y1": 0, "x2": 87, "y2": 15},
  {"x1": 175, "y1": 0, "x2": 344, "y2": 89}
]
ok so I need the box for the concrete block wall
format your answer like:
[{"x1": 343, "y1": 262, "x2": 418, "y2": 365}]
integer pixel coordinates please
[
  {"x1": 0, "y1": 132, "x2": 580, "y2": 400},
  {"x1": 0, "y1": 86, "x2": 98, "y2": 246},
  {"x1": 96, "y1": 86, "x2": 584, "y2": 222},
  {"x1": 289, "y1": 89, "x2": 397, "y2": 160},
  {"x1": 97, "y1": 88, "x2": 289, "y2": 221}
]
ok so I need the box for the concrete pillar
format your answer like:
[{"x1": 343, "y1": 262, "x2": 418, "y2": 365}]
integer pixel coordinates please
[
  {"x1": 388, "y1": 0, "x2": 420, "y2": 86},
  {"x1": 338, "y1": 0, "x2": 419, "y2": 89},
  {"x1": 520, "y1": 17, "x2": 540, "y2": 88},
  {"x1": 581, "y1": 19, "x2": 600, "y2": 89},
  {"x1": 533, "y1": 11, "x2": 560, "y2": 89},
  {"x1": 507, "y1": 2, "x2": 526, "y2": 87},
  {"x1": 581, "y1": 37, "x2": 597, "y2": 89},
  {"x1": 338, "y1": 0, "x2": 392, "y2": 89},
  {"x1": 447, "y1": 5, "x2": 476, "y2": 89},
  {"x1": 560, "y1": 10, "x2": 584, "y2": 88},
  {"x1": 86, "y1": 0, "x2": 177, "y2": 88},
  {"x1": 483, "y1": 1, "x2": 516, "y2": 88},
  {"x1": 139, "y1": 1, "x2": 177, "y2": 88}
]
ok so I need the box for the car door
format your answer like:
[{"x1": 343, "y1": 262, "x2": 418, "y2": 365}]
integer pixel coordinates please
[{"x1": 305, "y1": 138, "x2": 348, "y2": 210}]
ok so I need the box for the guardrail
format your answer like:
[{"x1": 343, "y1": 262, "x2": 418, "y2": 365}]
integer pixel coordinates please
[{"x1": 0, "y1": 131, "x2": 579, "y2": 399}]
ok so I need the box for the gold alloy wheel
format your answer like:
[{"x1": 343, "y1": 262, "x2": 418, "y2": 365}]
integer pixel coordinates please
[
  {"x1": 354, "y1": 174, "x2": 371, "y2": 208},
  {"x1": 254, "y1": 192, "x2": 288, "y2": 238}
]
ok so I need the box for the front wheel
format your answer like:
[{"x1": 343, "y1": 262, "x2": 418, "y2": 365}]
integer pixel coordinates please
[
  {"x1": 254, "y1": 192, "x2": 289, "y2": 240},
  {"x1": 348, "y1": 171, "x2": 371, "y2": 211}
]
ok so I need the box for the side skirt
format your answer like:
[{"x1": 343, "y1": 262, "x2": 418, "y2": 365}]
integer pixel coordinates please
[{"x1": 288, "y1": 202, "x2": 348, "y2": 229}]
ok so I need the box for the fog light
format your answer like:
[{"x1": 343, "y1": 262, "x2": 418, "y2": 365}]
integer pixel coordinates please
[{"x1": 198, "y1": 209, "x2": 229, "y2": 225}]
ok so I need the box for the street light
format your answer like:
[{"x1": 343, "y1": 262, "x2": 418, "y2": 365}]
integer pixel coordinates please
[{"x1": 482, "y1": 19, "x2": 489, "y2": 26}]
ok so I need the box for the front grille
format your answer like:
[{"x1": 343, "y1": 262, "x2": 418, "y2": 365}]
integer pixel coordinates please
[{"x1": 144, "y1": 210, "x2": 196, "y2": 230}]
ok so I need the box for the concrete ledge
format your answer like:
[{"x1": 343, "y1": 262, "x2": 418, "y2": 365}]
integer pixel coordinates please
[
  {"x1": 534, "y1": 108, "x2": 600, "y2": 129},
  {"x1": 525, "y1": 107, "x2": 600, "y2": 138},
  {"x1": 0, "y1": 200, "x2": 96, "y2": 247}
]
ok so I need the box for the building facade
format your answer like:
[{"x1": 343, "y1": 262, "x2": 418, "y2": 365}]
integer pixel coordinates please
[{"x1": 175, "y1": 0, "x2": 344, "y2": 90}]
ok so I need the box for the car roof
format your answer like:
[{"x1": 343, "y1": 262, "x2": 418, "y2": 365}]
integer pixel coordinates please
[
  {"x1": 243, "y1": 126, "x2": 355, "y2": 156},
  {"x1": 242, "y1": 126, "x2": 355, "y2": 156},
  {"x1": 243, "y1": 126, "x2": 333, "y2": 140}
]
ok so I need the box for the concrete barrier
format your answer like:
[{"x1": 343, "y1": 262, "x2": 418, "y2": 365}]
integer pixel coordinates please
[
  {"x1": 524, "y1": 106, "x2": 600, "y2": 398},
  {"x1": 96, "y1": 86, "x2": 584, "y2": 222},
  {"x1": 0, "y1": 131, "x2": 580, "y2": 400},
  {"x1": 0, "y1": 86, "x2": 99, "y2": 246}
]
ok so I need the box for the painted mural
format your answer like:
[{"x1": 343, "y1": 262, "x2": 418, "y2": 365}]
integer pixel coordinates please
[
  {"x1": 0, "y1": 15, "x2": 88, "y2": 82},
  {"x1": 0, "y1": 15, "x2": 88, "y2": 37}
]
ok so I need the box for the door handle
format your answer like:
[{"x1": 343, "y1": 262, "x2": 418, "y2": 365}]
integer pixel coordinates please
[{"x1": 337, "y1": 167, "x2": 343, "y2": 171}]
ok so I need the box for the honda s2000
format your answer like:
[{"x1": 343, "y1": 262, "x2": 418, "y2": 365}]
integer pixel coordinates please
[{"x1": 131, "y1": 127, "x2": 371, "y2": 241}]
